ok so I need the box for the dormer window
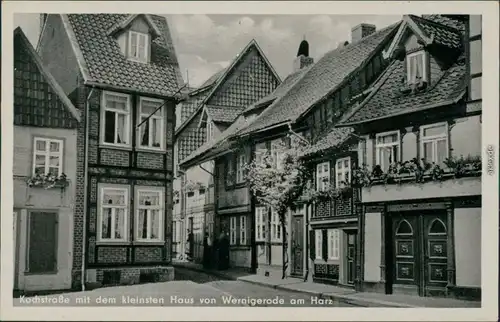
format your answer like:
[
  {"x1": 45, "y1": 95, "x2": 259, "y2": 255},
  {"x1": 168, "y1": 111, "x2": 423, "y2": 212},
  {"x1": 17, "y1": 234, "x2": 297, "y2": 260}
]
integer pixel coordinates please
[
  {"x1": 406, "y1": 51, "x2": 428, "y2": 85},
  {"x1": 128, "y1": 31, "x2": 149, "y2": 63}
]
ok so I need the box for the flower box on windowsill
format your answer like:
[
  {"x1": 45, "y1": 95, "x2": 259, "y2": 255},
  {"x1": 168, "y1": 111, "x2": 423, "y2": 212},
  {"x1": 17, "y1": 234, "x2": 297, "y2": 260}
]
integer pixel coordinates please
[{"x1": 26, "y1": 173, "x2": 69, "y2": 190}]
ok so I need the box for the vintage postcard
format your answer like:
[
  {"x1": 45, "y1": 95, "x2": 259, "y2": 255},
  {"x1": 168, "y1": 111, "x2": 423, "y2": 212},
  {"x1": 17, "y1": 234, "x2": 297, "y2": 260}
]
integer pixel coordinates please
[{"x1": 1, "y1": 1, "x2": 498, "y2": 321}]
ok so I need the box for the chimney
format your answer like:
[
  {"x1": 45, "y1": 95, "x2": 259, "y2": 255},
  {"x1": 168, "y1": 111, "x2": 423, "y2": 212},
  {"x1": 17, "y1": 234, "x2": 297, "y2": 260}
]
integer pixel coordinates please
[
  {"x1": 293, "y1": 38, "x2": 314, "y2": 72},
  {"x1": 351, "y1": 23, "x2": 376, "y2": 43},
  {"x1": 40, "y1": 14, "x2": 47, "y2": 35}
]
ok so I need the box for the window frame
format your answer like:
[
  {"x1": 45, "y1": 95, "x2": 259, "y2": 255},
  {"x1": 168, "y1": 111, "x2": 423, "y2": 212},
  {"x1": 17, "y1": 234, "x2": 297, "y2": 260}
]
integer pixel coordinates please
[
  {"x1": 406, "y1": 50, "x2": 428, "y2": 84},
  {"x1": 316, "y1": 161, "x2": 331, "y2": 192},
  {"x1": 206, "y1": 119, "x2": 215, "y2": 141},
  {"x1": 255, "y1": 207, "x2": 266, "y2": 242},
  {"x1": 32, "y1": 137, "x2": 64, "y2": 176},
  {"x1": 236, "y1": 152, "x2": 247, "y2": 184},
  {"x1": 137, "y1": 97, "x2": 165, "y2": 151},
  {"x1": 229, "y1": 216, "x2": 237, "y2": 245},
  {"x1": 315, "y1": 229, "x2": 323, "y2": 260},
  {"x1": 419, "y1": 122, "x2": 449, "y2": 165},
  {"x1": 271, "y1": 209, "x2": 282, "y2": 242},
  {"x1": 128, "y1": 30, "x2": 150, "y2": 63},
  {"x1": 335, "y1": 157, "x2": 351, "y2": 188},
  {"x1": 327, "y1": 229, "x2": 340, "y2": 260},
  {"x1": 101, "y1": 91, "x2": 132, "y2": 148},
  {"x1": 97, "y1": 184, "x2": 130, "y2": 243},
  {"x1": 135, "y1": 186, "x2": 165, "y2": 242},
  {"x1": 240, "y1": 215, "x2": 247, "y2": 245},
  {"x1": 375, "y1": 130, "x2": 401, "y2": 171}
]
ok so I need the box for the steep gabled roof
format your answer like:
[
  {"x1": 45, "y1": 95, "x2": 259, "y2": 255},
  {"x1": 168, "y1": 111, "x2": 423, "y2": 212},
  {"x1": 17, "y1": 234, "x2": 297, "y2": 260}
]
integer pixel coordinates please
[
  {"x1": 107, "y1": 14, "x2": 162, "y2": 38},
  {"x1": 236, "y1": 22, "x2": 400, "y2": 136},
  {"x1": 383, "y1": 15, "x2": 462, "y2": 60},
  {"x1": 298, "y1": 127, "x2": 353, "y2": 157},
  {"x1": 175, "y1": 39, "x2": 282, "y2": 136},
  {"x1": 14, "y1": 27, "x2": 80, "y2": 124},
  {"x1": 205, "y1": 105, "x2": 245, "y2": 124},
  {"x1": 338, "y1": 57, "x2": 467, "y2": 126},
  {"x1": 59, "y1": 14, "x2": 183, "y2": 97},
  {"x1": 179, "y1": 67, "x2": 308, "y2": 167}
]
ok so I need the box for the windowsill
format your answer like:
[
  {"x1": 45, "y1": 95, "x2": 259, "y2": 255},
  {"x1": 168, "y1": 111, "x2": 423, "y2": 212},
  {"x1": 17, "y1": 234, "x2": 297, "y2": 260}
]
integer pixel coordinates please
[
  {"x1": 133, "y1": 241, "x2": 165, "y2": 246},
  {"x1": 127, "y1": 57, "x2": 148, "y2": 64},
  {"x1": 24, "y1": 270, "x2": 58, "y2": 276},
  {"x1": 225, "y1": 182, "x2": 247, "y2": 190},
  {"x1": 229, "y1": 245, "x2": 251, "y2": 250},
  {"x1": 96, "y1": 241, "x2": 130, "y2": 246},
  {"x1": 99, "y1": 143, "x2": 132, "y2": 151},
  {"x1": 135, "y1": 147, "x2": 166, "y2": 154}
]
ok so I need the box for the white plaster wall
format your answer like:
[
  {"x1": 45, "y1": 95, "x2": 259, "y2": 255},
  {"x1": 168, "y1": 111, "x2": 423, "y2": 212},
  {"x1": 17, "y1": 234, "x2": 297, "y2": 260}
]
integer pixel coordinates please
[
  {"x1": 362, "y1": 176, "x2": 481, "y2": 203},
  {"x1": 364, "y1": 213, "x2": 381, "y2": 282},
  {"x1": 454, "y1": 207, "x2": 481, "y2": 288}
]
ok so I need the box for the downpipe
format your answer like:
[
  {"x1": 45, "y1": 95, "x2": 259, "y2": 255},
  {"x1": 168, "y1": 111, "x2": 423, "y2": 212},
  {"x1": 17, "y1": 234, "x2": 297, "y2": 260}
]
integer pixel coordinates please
[{"x1": 81, "y1": 86, "x2": 94, "y2": 291}]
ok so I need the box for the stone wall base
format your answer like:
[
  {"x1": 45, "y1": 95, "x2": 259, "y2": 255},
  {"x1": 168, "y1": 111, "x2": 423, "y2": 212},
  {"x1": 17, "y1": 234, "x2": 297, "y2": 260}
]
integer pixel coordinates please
[
  {"x1": 85, "y1": 266, "x2": 175, "y2": 290},
  {"x1": 360, "y1": 281, "x2": 481, "y2": 301}
]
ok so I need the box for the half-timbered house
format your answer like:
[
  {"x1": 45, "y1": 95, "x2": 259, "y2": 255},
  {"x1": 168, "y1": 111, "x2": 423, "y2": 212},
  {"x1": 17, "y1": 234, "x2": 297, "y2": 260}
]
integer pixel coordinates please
[
  {"x1": 173, "y1": 39, "x2": 281, "y2": 264},
  {"x1": 337, "y1": 15, "x2": 481, "y2": 300},
  {"x1": 37, "y1": 14, "x2": 183, "y2": 288}
]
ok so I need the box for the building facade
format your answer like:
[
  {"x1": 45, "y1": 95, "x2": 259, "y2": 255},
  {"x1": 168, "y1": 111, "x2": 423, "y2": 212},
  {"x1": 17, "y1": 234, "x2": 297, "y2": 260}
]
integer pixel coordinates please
[
  {"x1": 37, "y1": 14, "x2": 183, "y2": 288},
  {"x1": 173, "y1": 40, "x2": 281, "y2": 264},
  {"x1": 13, "y1": 27, "x2": 81, "y2": 293},
  {"x1": 179, "y1": 22, "x2": 400, "y2": 280},
  {"x1": 338, "y1": 15, "x2": 481, "y2": 300}
]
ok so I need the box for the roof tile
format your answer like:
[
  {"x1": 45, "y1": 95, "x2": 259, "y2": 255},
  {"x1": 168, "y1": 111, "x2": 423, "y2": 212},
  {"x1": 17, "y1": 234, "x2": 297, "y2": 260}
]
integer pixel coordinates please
[
  {"x1": 237, "y1": 23, "x2": 399, "y2": 136},
  {"x1": 340, "y1": 58, "x2": 467, "y2": 125},
  {"x1": 206, "y1": 105, "x2": 244, "y2": 124},
  {"x1": 68, "y1": 14, "x2": 183, "y2": 96}
]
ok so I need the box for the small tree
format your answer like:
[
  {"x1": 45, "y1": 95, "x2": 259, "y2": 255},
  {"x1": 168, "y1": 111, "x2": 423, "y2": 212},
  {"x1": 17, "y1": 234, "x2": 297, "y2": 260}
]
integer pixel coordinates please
[{"x1": 245, "y1": 135, "x2": 312, "y2": 279}]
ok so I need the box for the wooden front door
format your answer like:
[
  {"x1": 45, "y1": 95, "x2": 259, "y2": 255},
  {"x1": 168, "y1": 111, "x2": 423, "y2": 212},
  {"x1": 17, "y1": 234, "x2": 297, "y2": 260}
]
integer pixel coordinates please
[
  {"x1": 27, "y1": 212, "x2": 58, "y2": 274},
  {"x1": 291, "y1": 215, "x2": 304, "y2": 276},
  {"x1": 345, "y1": 231, "x2": 356, "y2": 285},
  {"x1": 392, "y1": 212, "x2": 448, "y2": 297}
]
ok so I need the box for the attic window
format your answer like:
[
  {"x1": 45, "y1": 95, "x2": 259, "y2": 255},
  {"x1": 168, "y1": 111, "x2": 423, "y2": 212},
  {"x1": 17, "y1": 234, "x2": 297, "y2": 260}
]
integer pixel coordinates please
[
  {"x1": 128, "y1": 31, "x2": 149, "y2": 63},
  {"x1": 406, "y1": 51, "x2": 428, "y2": 85}
]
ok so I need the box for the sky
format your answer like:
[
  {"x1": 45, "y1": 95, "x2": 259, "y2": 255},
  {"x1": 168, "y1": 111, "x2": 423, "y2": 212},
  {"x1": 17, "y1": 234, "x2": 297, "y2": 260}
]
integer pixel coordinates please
[{"x1": 14, "y1": 13, "x2": 401, "y2": 87}]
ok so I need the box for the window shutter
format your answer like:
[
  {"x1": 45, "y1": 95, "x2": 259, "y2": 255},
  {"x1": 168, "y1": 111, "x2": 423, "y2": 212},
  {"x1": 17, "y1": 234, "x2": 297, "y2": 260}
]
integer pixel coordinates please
[
  {"x1": 235, "y1": 216, "x2": 240, "y2": 245},
  {"x1": 309, "y1": 230, "x2": 315, "y2": 261},
  {"x1": 322, "y1": 229, "x2": 328, "y2": 262}
]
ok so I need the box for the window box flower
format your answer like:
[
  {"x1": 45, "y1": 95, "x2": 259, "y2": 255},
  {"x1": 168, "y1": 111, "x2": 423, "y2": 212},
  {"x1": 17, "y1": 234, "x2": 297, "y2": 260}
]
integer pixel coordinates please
[{"x1": 26, "y1": 172, "x2": 69, "y2": 189}]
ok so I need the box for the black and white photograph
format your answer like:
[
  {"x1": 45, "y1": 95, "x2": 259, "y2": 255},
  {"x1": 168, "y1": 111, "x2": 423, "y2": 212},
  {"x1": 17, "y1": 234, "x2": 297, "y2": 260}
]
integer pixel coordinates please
[{"x1": 1, "y1": 1, "x2": 498, "y2": 321}]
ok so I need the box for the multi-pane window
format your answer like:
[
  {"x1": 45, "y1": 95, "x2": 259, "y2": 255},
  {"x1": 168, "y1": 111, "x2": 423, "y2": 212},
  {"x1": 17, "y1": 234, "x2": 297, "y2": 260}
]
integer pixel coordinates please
[
  {"x1": 206, "y1": 120, "x2": 215, "y2": 141},
  {"x1": 315, "y1": 230, "x2": 323, "y2": 260},
  {"x1": 270, "y1": 139, "x2": 285, "y2": 170},
  {"x1": 240, "y1": 215, "x2": 247, "y2": 245},
  {"x1": 138, "y1": 98, "x2": 164, "y2": 149},
  {"x1": 230, "y1": 217, "x2": 237, "y2": 245},
  {"x1": 33, "y1": 138, "x2": 63, "y2": 176},
  {"x1": 255, "y1": 207, "x2": 266, "y2": 242},
  {"x1": 99, "y1": 186, "x2": 129, "y2": 242},
  {"x1": 226, "y1": 157, "x2": 235, "y2": 186},
  {"x1": 376, "y1": 131, "x2": 400, "y2": 171},
  {"x1": 335, "y1": 157, "x2": 351, "y2": 187},
  {"x1": 420, "y1": 123, "x2": 448, "y2": 165},
  {"x1": 271, "y1": 209, "x2": 281, "y2": 242},
  {"x1": 406, "y1": 51, "x2": 427, "y2": 84},
  {"x1": 316, "y1": 162, "x2": 330, "y2": 191},
  {"x1": 102, "y1": 91, "x2": 131, "y2": 146},
  {"x1": 254, "y1": 143, "x2": 267, "y2": 165},
  {"x1": 236, "y1": 152, "x2": 247, "y2": 183},
  {"x1": 327, "y1": 229, "x2": 340, "y2": 260},
  {"x1": 136, "y1": 189, "x2": 163, "y2": 241},
  {"x1": 129, "y1": 31, "x2": 149, "y2": 63}
]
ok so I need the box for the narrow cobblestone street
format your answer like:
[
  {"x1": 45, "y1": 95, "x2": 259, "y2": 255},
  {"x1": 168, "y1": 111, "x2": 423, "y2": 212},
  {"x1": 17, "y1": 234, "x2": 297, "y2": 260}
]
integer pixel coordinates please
[{"x1": 174, "y1": 267, "x2": 357, "y2": 307}]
